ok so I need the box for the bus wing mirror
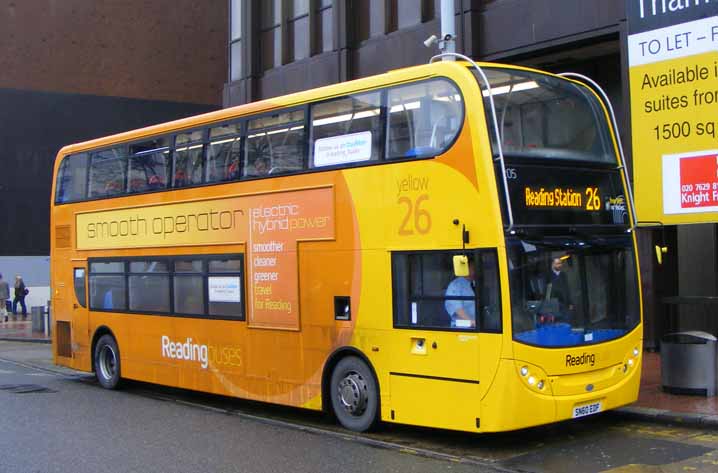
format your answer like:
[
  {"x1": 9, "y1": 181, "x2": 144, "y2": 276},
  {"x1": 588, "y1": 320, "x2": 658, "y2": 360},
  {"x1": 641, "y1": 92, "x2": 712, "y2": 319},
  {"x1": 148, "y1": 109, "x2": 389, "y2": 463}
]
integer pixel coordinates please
[
  {"x1": 453, "y1": 255, "x2": 469, "y2": 277},
  {"x1": 655, "y1": 245, "x2": 668, "y2": 265}
]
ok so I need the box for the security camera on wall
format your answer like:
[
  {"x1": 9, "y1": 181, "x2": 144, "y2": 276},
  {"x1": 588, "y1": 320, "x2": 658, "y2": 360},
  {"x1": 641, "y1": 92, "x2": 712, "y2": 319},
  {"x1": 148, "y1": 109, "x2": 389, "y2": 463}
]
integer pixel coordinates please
[{"x1": 423, "y1": 35, "x2": 438, "y2": 48}]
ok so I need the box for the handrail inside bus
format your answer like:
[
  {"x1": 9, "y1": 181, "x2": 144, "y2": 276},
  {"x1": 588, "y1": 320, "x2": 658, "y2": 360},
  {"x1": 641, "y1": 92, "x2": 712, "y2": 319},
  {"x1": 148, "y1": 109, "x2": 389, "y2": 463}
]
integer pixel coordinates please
[
  {"x1": 429, "y1": 53, "x2": 515, "y2": 233},
  {"x1": 558, "y1": 72, "x2": 637, "y2": 230}
]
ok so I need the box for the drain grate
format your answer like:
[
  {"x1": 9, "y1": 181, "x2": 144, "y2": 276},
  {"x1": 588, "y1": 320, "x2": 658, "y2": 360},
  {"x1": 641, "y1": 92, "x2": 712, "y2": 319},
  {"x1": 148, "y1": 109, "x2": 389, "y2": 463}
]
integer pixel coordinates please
[{"x1": 0, "y1": 384, "x2": 57, "y2": 394}]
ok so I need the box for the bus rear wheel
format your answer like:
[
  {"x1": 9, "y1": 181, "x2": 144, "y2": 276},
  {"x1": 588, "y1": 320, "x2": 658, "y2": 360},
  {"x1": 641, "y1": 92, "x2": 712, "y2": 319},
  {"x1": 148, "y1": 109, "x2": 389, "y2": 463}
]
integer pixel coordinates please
[
  {"x1": 330, "y1": 356, "x2": 379, "y2": 432},
  {"x1": 94, "y1": 334, "x2": 121, "y2": 389}
]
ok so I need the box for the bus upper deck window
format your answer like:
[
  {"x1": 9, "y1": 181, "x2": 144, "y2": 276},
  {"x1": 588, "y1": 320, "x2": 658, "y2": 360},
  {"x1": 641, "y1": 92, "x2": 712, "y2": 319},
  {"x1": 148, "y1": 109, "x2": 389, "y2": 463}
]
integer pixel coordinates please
[
  {"x1": 387, "y1": 79, "x2": 463, "y2": 160},
  {"x1": 246, "y1": 110, "x2": 305, "y2": 177},
  {"x1": 310, "y1": 91, "x2": 383, "y2": 168},
  {"x1": 88, "y1": 147, "x2": 127, "y2": 198},
  {"x1": 173, "y1": 130, "x2": 206, "y2": 187},
  {"x1": 128, "y1": 137, "x2": 171, "y2": 193},
  {"x1": 55, "y1": 153, "x2": 88, "y2": 203},
  {"x1": 207, "y1": 123, "x2": 242, "y2": 183},
  {"x1": 480, "y1": 68, "x2": 614, "y2": 164}
]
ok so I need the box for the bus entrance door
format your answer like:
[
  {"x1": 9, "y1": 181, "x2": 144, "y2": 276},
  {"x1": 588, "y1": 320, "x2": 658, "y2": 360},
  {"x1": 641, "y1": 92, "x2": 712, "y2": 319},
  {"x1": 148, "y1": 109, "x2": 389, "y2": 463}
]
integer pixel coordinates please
[
  {"x1": 69, "y1": 264, "x2": 90, "y2": 367},
  {"x1": 388, "y1": 329, "x2": 481, "y2": 431}
]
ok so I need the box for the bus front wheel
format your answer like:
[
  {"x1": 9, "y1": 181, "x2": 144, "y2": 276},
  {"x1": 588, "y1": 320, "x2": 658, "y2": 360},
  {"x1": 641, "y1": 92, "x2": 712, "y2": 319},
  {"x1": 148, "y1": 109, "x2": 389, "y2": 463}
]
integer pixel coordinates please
[
  {"x1": 94, "y1": 334, "x2": 121, "y2": 389},
  {"x1": 330, "y1": 356, "x2": 379, "y2": 432}
]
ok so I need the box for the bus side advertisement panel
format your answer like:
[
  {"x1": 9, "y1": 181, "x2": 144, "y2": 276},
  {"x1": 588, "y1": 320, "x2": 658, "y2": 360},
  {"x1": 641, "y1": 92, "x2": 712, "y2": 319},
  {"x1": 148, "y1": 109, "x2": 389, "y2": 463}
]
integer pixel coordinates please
[{"x1": 76, "y1": 187, "x2": 336, "y2": 330}]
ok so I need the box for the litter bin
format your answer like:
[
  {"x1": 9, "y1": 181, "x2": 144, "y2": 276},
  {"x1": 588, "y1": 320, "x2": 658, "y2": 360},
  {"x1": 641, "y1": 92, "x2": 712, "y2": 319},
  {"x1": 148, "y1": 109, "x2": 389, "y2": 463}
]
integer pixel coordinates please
[
  {"x1": 31, "y1": 306, "x2": 44, "y2": 333},
  {"x1": 661, "y1": 331, "x2": 717, "y2": 396}
]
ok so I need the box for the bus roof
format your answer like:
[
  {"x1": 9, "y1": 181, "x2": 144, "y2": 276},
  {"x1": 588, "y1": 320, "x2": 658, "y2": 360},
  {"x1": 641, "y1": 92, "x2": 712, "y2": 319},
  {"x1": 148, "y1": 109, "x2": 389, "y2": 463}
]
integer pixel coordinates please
[
  {"x1": 56, "y1": 60, "x2": 565, "y2": 158},
  {"x1": 57, "y1": 61, "x2": 450, "y2": 157}
]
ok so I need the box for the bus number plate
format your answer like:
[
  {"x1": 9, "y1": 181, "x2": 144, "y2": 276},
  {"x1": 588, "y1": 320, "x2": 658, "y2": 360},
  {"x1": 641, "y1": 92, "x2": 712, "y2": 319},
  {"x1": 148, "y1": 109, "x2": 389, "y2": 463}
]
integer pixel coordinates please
[{"x1": 572, "y1": 401, "x2": 602, "y2": 418}]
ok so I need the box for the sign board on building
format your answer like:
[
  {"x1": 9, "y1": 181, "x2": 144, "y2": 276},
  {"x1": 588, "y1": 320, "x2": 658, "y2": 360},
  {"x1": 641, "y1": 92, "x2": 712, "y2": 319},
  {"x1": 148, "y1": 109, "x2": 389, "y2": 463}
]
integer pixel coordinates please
[{"x1": 627, "y1": 0, "x2": 718, "y2": 224}]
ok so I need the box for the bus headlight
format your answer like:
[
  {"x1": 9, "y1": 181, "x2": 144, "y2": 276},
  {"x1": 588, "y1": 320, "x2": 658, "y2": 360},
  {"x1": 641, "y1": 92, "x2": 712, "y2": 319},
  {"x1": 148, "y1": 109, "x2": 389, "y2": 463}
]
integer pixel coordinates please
[
  {"x1": 515, "y1": 361, "x2": 551, "y2": 394},
  {"x1": 633, "y1": 347, "x2": 639, "y2": 357}
]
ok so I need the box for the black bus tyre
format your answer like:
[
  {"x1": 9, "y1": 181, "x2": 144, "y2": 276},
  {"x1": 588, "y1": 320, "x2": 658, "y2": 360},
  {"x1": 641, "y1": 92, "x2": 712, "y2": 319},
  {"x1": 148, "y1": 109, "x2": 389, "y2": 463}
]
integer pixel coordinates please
[
  {"x1": 330, "y1": 356, "x2": 379, "y2": 432},
  {"x1": 94, "y1": 334, "x2": 121, "y2": 389}
]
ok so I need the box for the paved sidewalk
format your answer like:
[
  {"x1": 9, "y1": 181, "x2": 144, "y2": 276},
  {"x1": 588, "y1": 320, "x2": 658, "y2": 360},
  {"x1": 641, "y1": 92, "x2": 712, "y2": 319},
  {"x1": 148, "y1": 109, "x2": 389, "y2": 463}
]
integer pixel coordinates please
[
  {"x1": 2, "y1": 332, "x2": 718, "y2": 429},
  {"x1": 0, "y1": 318, "x2": 50, "y2": 343},
  {"x1": 618, "y1": 350, "x2": 718, "y2": 427}
]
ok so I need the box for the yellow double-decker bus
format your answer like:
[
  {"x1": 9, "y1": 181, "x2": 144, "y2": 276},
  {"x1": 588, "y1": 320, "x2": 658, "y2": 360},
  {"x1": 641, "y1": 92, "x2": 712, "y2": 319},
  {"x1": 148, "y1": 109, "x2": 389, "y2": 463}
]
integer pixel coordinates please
[{"x1": 51, "y1": 58, "x2": 642, "y2": 433}]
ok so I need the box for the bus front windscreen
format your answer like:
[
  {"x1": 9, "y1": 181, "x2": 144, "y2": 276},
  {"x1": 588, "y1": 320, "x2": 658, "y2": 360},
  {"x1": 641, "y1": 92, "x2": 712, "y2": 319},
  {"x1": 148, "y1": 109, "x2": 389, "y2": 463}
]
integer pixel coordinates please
[
  {"x1": 478, "y1": 67, "x2": 615, "y2": 164},
  {"x1": 507, "y1": 235, "x2": 640, "y2": 347}
]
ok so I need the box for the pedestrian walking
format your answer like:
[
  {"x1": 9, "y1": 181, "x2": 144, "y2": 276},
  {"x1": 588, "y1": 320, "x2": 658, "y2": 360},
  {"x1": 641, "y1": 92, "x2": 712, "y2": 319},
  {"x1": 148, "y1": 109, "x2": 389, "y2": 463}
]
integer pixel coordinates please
[
  {"x1": 13, "y1": 275, "x2": 27, "y2": 319},
  {"x1": 0, "y1": 274, "x2": 9, "y2": 323}
]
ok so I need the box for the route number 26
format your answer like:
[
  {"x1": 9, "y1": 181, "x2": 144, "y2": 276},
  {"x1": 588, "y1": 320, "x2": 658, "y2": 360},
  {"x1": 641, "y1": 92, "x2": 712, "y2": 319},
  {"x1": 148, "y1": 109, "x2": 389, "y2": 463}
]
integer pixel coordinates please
[
  {"x1": 398, "y1": 194, "x2": 432, "y2": 235},
  {"x1": 585, "y1": 187, "x2": 601, "y2": 211}
]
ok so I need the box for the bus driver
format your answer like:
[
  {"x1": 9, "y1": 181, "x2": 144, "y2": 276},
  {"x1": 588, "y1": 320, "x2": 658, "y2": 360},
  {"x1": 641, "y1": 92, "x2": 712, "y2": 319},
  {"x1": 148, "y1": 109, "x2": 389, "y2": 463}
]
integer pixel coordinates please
[
  {"x1": 444, "y1": 259, "x2": 477, "y2": 329},
  {"x1": 539, "y1": 256, "x2": 574, "y2": 324}
]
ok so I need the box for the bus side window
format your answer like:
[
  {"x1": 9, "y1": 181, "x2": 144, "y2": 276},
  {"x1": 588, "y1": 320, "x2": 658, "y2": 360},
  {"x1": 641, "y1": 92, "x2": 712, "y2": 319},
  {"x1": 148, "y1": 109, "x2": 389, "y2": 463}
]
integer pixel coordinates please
[
  {"x1": 128, "y1": 137, "x2": 171, "y2": 193},
  {"x1": 73, "y1": 268, "x2": 87, "y2": 308},
  {"x1": 88, "y1": 147, "x2": 127, "y2": 198},
  {"x1": 207, "y1": 258, "x2": 244, "y2": 319},
  {"x1": 387, "y1": 79, "x2": 463, "y2": 160},
  {"x1": 55, "y1": 153, "x2": 88, "y2": 203},
  {"x1": 207, "y1": 123, "x2": 242, "y2": 183},
  {"x1": 391, "y1": 250, "x2": 501, "y2": 332},
  {"x1": 310, "y1": 91, "x2": 383, "y2": 168},
  {"x1": 88, "y1": 261, "x2": 127, "y2": 311},
  {"x1": 173, "y1": 130, "x2": 206, "y2": 187},
  {"x1": 246, "y1": 109, "x2": 305, "y2": 177},
  {"x1": 128, "y1": 260, "x2": 170, "y2": 313}
]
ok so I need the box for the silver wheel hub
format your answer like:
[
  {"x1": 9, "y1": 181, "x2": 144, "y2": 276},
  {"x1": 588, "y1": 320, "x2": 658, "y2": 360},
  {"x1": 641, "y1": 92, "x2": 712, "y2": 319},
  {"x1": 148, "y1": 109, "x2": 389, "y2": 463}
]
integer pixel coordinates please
[
  {"x1": 337, "y1": 372, "x2": 368, "y2": 417},
  {"x1": 99, "y1": 345, "x2": 117, "y2": 381}
]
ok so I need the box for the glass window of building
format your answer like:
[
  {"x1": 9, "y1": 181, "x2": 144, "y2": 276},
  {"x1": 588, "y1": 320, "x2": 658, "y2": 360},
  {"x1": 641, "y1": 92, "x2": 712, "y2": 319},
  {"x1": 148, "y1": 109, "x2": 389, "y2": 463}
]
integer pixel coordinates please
[
  {"x1": 230, "y1": 0, "x2": 242, "y2": 80},
  {"x1": 288, "y1": 0, "x2": 310, "y2": 61},
  {"x1": 357, "y1": 0, "x2": 391, "y2": 40},
  {"x1": 261, "y1": 0, "x2": 283, "y2": 70},
  {"x1": 396, "y1": 0, "x2": 421, "y2": 28},
  {"x1": 316, "y1": 0, "x2": 333, "y2": 53}
]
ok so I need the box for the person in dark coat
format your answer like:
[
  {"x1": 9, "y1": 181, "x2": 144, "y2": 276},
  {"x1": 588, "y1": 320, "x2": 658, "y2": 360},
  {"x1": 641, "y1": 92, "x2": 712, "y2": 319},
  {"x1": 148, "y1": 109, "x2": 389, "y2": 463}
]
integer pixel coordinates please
[
  {"x1": 539, "y1": 257, "x2": 574, "y2": 324},
  {"x1": 543, "y1": 257, "x2": 574, "y2": 322},
  {"x1": 13, "y1": 275, "x2": 27, "y2": 319},
  {"x1": 0, "y1": 274, "x2": 9, "y2": 322}
]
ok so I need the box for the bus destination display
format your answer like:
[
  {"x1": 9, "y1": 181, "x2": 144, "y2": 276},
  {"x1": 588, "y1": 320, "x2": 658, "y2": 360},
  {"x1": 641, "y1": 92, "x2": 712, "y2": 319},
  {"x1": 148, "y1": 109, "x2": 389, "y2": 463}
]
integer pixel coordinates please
[{"x1": 503, "y1": 164, "x2": 627, "y2": 227}]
